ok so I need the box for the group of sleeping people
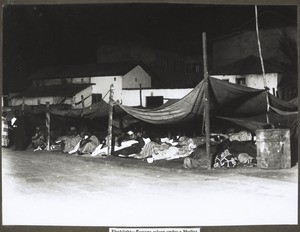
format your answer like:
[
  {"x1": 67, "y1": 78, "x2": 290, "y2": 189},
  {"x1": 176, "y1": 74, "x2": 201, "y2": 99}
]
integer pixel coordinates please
[{"x1": 57, "y1": 127, "x2": 150, "y2": 158}]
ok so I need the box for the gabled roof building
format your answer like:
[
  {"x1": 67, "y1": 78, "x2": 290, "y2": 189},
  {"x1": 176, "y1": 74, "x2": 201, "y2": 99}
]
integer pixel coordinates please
[{"x1": 10, "y1": 62, "x2": 152, "y2": 108}]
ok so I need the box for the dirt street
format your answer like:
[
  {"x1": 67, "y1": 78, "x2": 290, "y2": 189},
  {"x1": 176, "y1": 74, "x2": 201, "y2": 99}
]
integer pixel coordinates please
[{"x1": 1, "y1": 148, "x2": 298, "y2": 227}]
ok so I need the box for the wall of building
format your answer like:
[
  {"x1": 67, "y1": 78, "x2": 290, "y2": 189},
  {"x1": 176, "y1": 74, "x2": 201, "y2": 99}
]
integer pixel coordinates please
[
  {"x1": 97, "y1": 42, "x2": 200, "y2": 88},
  {"x1": 212, "y1": 26, "x2": 296, "y2": 70},
  {"x1": 246, "y1": 73, "x2": 280, "y2": 95},
  {"x1": 34, "y1": 77, "x2": 90, "y2": 86},
  {"x1": 122, "y1": 65, "x2": 152, "y2": 89},
  {"x1": 121, "y1": 88, "x2": 193, "y2": 107},
  {"x1": 91, "y1": 76, "x2": 123, "y2": 103},
  {"x1": 72, "y1": 86, "x2": 93, "y2": 109},
  {"x1": 211, "y1": 73, "x2": 281, "y2": 96},
  {"x1": 10, "y1": 96, "x2": 71, "y2": 106}
]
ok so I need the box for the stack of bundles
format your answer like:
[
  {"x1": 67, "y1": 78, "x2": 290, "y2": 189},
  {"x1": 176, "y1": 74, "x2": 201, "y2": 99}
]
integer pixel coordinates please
[
  {"x1": 183, "y1": 130, "x2": 257, "y2": 169},
  {"x1": 213, "y1": 130, "x2": 257, "y2": 168}
]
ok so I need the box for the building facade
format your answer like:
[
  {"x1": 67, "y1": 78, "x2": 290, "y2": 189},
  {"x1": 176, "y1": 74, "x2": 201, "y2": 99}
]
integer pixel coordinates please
[
  {"x1": 211, "y1": 73, "x2": 282, "y2": 97},
  {"x1": 10, "y1": 63, "x2": 152, "y2": 108},
  {"x1": 97, "y1": 41, "x2": 202, "y2": 88},
  {"x1": 211, "y1": 11, "x2": 297, "y2": 100}
]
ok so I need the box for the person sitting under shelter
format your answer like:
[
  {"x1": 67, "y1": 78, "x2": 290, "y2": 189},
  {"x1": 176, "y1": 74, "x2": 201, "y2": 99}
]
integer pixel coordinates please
[{"x1": 31, "y1": 126, "x2": 46, "y2": 151}]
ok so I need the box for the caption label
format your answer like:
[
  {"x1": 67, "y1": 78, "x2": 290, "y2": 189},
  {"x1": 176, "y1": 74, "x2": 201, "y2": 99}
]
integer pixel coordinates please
[{"x1": 110, "y1": 228, "x2": 200, "y2": 232}]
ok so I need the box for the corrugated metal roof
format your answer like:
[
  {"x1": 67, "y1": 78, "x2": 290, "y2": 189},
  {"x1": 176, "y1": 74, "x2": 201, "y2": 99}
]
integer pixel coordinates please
[
  {"x1": 29, "y1": 63, "x2": 140, "y2": 80},
  {"x1": 13, "y1": 84, "x2": 93, "y2": 98}
]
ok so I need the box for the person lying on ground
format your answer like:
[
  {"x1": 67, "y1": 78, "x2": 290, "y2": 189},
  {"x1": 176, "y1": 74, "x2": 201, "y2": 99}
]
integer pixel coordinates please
[
  {"x1": 91, "y1": 131, "x2": 150, "y2": 157},
  {"x1": 111, "y1": 131, "x2": 145, "y2": 158},
  {"x1": 69, "y1": 132, "x2": 100, "y2": 155}
]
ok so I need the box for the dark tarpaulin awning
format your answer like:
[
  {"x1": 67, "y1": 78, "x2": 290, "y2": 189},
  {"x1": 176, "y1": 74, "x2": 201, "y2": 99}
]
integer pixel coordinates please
[
  {"x1": 49, "y1": 100, "x2": 111, "y2": 119},
  {"x1": 4, "y1": 100, "x2": 111, "y2": 120},
  {"x1": 218, "y1": 112, "x2": 298, "y2": 132},
  {"x1": 118, "y1": 77, "x2": 297, "y2": 125}
]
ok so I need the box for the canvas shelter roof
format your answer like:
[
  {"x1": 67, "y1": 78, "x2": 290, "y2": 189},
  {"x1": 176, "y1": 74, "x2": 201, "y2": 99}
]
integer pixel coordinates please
[
  {"x1": 7, "y1": 77, "x2": 297, "y2": 132},
  {"x1": 117, "y1": 77, "x2": 297, "y2": 128},
  {"x1": 49, "y1": 100, "x2": 111, "y2": 119}
]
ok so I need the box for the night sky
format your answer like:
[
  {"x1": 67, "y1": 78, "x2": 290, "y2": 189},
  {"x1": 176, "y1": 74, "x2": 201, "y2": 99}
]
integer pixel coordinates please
[{"x1": 2, "y1": 3, "x2": 297, "y2": 94}]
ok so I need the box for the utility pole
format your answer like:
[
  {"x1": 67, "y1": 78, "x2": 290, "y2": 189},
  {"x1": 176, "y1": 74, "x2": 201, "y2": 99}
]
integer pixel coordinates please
[
  {"x1": 255, "y1": 5, "x2": 270, "y2": 124},
  {"x1": 202, "y1": 32, "x2": 211, "y2": 170},
  {"x1": 107, "y1": 84, "x2": 114, "y2": 156},
  {"x1": 139, "y1": 83, "x2": 142, "y2": 106},
  {"x1": 46, "y1": 102, "x2": 51, "y2": 150}
]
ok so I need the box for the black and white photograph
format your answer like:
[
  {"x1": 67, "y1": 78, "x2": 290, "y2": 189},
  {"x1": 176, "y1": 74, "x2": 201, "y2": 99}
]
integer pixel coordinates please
[{"x1": 1, "y1": 0, "x2": 299, "y2": 229}]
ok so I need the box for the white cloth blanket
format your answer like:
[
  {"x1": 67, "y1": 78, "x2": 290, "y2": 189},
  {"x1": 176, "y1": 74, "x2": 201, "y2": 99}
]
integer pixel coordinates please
[{"x1": 91, "y1": 140, "x2": 138, "y2": 157}]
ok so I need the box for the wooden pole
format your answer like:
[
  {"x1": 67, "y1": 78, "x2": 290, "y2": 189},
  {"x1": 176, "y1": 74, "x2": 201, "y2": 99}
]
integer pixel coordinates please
[
  {"x1": 107, "y1": 84, "x2": 114, "y2": 156},
  {"x1": 22, "y1": 96, "x2": 25, "y2": 112},
  {"x1": 139, "y1": 83, "x2": 142, "y2": 106},
  {"x1": 202, "y1": 32, "x2": 211, "y2": 170},
  {"x1": 46, "y1": 102, "x2": 51, "y2": 150},
  {"x1": 81, "y1": 95, "x2": 85, "y2": 108},
  {"x1": 255, "y1": 5, "x2": 270, "y2": 124},
  {"x1": 81, "y1": 95, "x2": 85, "y2": 117}
]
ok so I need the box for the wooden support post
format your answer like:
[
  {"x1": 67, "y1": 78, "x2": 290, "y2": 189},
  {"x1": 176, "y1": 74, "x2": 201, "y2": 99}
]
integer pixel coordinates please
[
  {"x1": 107, "y1": 84, "x2": 114, "y2": 156},
  {"x1": 81, "y1": 95, "x2": 85, "y2": 108},
  {"x1": 139, "y1": 83, "x2": 142, "y2": 106},
  {"x1": 46, "y1": 102, "x2": 51, "y2": 151},
  {"x1": 22, "y1": 97, "x2": 25, "y2": 112},
  {"x1": 81, "y1": 95, "x2": 85, "y2": 117},
  {"x1": 202, "y1": 32, "x2": 211, "y2": 170}
]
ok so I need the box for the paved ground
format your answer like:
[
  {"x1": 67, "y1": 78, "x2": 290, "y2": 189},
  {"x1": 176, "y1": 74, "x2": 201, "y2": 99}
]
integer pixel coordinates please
[{"x1": 1, "y1": 147, "x2": 298, "y2": 227}]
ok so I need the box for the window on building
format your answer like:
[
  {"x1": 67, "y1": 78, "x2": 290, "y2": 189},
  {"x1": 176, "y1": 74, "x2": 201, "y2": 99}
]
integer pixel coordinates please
[
  {"x1": 92, "y1": 94, "x2": 102, "y2": 104},
  {"x1": 195, "y1": 64, "x2": 200, "y2": 73},
  {"x1": 237, "y1": 78, "x2": 246, "y2": 86},
  {"x1": 146, "y1": 96, "x2": 163, "y2": 108}
]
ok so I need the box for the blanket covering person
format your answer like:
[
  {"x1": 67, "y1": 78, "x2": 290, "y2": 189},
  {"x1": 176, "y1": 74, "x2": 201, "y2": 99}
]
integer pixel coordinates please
[
  {"x1": 91, "y1": 138, "x2": 139, "y2": 157},
  {"x1": 214, "y1": 149, "x2": 238, "y2": 168},
  {"x1": 112, "y1": 134, "x2": 145, "y2": 157},
  {"x1": 77, "y1": 134, "x2": 100, "y2": 155},
  {"x1": 229, "y1": 130, "x2": 252, "y2": 142},
  {"x1": 134, "y1": 137, "x2": 196, "y2": 162},
  {"x1": 61, "y1": 135, "x2": 81, "y2": 153}
]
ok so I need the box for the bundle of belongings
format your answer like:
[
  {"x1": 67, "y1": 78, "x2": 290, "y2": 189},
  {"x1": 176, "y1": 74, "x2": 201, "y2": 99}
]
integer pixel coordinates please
[{"x1": 183, "y1": 130, "x2": 257, "y2": 169}]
